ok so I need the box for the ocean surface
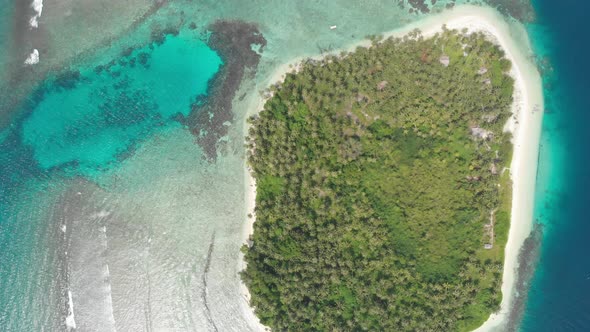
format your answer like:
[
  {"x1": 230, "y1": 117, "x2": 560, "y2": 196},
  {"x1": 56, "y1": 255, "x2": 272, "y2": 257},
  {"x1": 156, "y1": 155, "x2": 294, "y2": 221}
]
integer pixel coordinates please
[
  {"x1": 0, "y1": 0, "x2": 583, "y2": 331},
  {"x1": 520, "y1": 0, "x2": 590, "y2": 331},
  {"x1": 0, "y1": 1, "x2": 454, "y2": 330}
]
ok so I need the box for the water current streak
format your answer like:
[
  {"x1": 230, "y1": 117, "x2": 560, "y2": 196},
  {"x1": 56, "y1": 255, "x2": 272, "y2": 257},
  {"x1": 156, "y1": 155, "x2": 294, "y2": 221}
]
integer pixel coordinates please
[
  {"x1": 202, "y1": 233, "x2": 218, "y2": 332},
  {"x1": 144, "y1": 258, "x2": 153, "y2": 332}
]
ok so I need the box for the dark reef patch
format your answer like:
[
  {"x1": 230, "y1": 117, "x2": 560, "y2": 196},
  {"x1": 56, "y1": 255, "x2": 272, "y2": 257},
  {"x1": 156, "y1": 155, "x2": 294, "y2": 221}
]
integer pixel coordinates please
[
  {"x1": 0, "y1": 129, "x2": 46, "y2": 198},
  {"x1": 407, "y1": 0, "x2": 430, "y2": 13},
  {"x1": 53, "y1": 70, "x2": 83, "y2": 90},
  {"x1": 399, "y1": 0, "x2": 534, "y2": 22},
  {"x1": 151, "y1": 26, "x2": 180, "y2": 45},
  {"x1": 399, "y1": 0, "x2": 452, "y2": 14},
  {"x1": 484, "y1": 0, "x2": 536, "y2": 23},
  {"x1": 505, "y1": 224, "x2": 543, "y2": 331},
  {"x1": 99, "y1": 89, "x2": 160, "y2": 127},
  {"x1": 184, "y1": 20, "x2": 266, "y2": 160}
]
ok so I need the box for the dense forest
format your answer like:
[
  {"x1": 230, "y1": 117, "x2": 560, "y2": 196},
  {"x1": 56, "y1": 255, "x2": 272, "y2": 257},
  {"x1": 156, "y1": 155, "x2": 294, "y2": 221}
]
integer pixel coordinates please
[{"x1": 243, "y1": 28, "x2": 515, "y2": 331}]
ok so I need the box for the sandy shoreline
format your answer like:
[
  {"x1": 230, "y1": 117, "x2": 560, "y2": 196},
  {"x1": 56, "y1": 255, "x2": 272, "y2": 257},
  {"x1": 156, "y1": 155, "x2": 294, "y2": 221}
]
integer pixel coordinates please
[{"x1": 241, "y1": 5, "x2": 543, "y2": 331}]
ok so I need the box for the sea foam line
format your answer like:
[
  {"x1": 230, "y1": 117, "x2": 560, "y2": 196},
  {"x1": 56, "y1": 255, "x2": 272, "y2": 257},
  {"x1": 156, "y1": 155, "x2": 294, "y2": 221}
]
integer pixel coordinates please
[
  {"x1": 29, "y1": 0, "x2": 43, "y2": 28},
  {"x1": 24, "y1": 49, "x2": 39, "y2": 65},
  {"x1": 65, "y1": 290, "x2": 77, "y2": 329},
  {"x1": 101, "y1": 225, "x2": 117, "y2": 330},
  {"x1": 25, "y1": 0, "x2": 43, "y2": 64}
]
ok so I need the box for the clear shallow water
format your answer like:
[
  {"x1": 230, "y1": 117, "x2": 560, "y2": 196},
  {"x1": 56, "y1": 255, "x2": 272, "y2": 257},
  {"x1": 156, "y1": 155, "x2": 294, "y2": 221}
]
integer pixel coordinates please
[
  {"x1": 0, "y1": 0, "x2": 546, "y2": 331},
  {"x1": 1, "y1": 20, "x2": 224, "y2": 330},
  {"x1": 22, "y1": 31, "x2": 221, "y2": 173},
  {"x1": 0, "y1": 1, "x2": 441, "y2": 330},
  {"x1": 520, "y1": 0, "x2": 590, "y2": 330}
]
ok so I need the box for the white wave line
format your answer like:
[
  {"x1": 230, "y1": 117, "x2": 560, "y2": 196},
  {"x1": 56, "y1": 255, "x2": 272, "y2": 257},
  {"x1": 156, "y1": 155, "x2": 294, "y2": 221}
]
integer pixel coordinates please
[
  {"x1": 24, "y1": 49, "x2": 39, "y2": 65},
  {"x1": 65, "y1": 290, "x2": 77, "y2": 329},
  {"x1": 29, "y1": 0, "x2": 43, "y2": 28},
  {"x1": 102, "y1": 226, "x2": 117, "y2": 330}
]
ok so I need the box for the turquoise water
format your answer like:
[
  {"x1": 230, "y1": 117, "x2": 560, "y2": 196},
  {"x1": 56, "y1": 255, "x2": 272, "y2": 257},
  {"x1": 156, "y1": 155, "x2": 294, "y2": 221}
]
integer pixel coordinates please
[
  {"x1": 0, "y1": 1, "x2": 437, "y2": 329},
  {"x1": 519, "y1": 0, "x2": 590, "y2": 330},
  {"x1": 1, "y1": 22, "x2": 223, "y2": 330},
  {"x1": 0, "y1": 0, "x2": 556, "y2": 330},
  {"x1": 22, "y1": 32, "x2": 221, "y2": 173}
]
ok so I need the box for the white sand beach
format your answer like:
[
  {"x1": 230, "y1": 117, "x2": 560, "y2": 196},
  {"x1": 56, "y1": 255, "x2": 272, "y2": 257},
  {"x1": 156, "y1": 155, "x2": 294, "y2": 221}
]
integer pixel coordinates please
[{"x1": 242, "y1": 5, "x2": 543, "y2": 331}]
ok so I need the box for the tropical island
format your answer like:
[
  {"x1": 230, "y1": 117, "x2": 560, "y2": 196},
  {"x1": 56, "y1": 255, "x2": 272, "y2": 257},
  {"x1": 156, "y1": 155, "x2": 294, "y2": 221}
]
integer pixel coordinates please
[
  {"x1": 241, "y1": 9, "x2": 544, "y2": 331},
  {"x1": 243, "y1": 27, "x2": 513, "y2": 331}
]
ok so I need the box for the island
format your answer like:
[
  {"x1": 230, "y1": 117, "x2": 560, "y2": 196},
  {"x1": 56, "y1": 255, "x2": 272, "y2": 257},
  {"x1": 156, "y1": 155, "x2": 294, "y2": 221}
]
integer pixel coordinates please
[{"x1": 241, "y1": 7, "x2": 543, "y2": 332}]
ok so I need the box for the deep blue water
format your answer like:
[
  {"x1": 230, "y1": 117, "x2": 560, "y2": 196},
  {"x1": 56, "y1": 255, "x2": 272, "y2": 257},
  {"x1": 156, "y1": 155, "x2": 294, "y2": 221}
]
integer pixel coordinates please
[{"x1": 521, "y1": 0, "x2": 590, "y2": 330}]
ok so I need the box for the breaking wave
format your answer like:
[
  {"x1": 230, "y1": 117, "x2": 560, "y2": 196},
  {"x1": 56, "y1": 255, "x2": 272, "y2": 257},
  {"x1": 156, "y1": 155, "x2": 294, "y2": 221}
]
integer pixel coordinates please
[
  {"x1": 29, "y1": 0, "x2": 43, "y2": 28},
  {"x1": 24, "y1": 49, "x2": 39, "y2": 65},
  {"x1": 65, "y1": 290, "x2": 76, "y2": 329}
]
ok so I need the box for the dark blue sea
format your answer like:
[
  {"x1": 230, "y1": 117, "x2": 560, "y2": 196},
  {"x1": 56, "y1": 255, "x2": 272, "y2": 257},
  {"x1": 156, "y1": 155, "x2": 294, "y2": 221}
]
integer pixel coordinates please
[{"x1": 521, "y1": 0, "x2": 590, "y2": 330}]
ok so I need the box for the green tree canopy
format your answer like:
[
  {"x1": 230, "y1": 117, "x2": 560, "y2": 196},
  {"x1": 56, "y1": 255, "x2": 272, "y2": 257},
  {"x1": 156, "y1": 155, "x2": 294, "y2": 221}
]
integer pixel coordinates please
[{"x1": 243, "y1": 29, "x2": 514, "y2": 331}]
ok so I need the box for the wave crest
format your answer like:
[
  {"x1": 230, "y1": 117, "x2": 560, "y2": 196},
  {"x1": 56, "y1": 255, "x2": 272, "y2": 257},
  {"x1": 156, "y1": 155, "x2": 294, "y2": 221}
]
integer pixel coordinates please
[
  {"x1": 29, "y1": 0, "x2": 43, "y2": 28},
  {"x1": 24, "y1": 49, "x2": 39, "y2": 65}
]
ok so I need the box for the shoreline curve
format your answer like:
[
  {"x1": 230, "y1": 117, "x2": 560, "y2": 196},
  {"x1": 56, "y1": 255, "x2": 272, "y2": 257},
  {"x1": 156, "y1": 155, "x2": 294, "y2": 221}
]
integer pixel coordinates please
[{"x1": 241, "y1": 5, "x2": 543, "y2": 331}]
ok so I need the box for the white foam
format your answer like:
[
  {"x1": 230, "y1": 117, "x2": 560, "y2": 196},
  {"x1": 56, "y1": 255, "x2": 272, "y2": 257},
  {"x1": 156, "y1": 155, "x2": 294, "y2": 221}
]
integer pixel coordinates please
[
  {"x1": 91, "y1": 210, "x2": 111, "y2": 219},
  {"x1": 100, "y1": 226, "x2": 117, "y2": 329},
  {"x1": 24, "y1": 49, "x2": 39, "y2": 65},
  {"x1": 104, "y1": 264, "x2": 117, "y2": 329},
  {"x1": 29, "y1": 17, "x2": 39, "y2": 28},
  {"x1": 98, "y1": 210, "x2": 110, "y2": 218},
  {"x1": 29, "y1": 0, "x2": 43, "y2": 28},
  {"x1": 65, "y1": 290, "x2": 77, "y2": 329}
]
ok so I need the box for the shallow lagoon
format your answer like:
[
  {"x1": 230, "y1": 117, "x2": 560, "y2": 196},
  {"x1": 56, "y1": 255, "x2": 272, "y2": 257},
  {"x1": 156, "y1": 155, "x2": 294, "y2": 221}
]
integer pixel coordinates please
[{"x1": 23, "y1": 32, "x2": 221, "y2": 173}]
